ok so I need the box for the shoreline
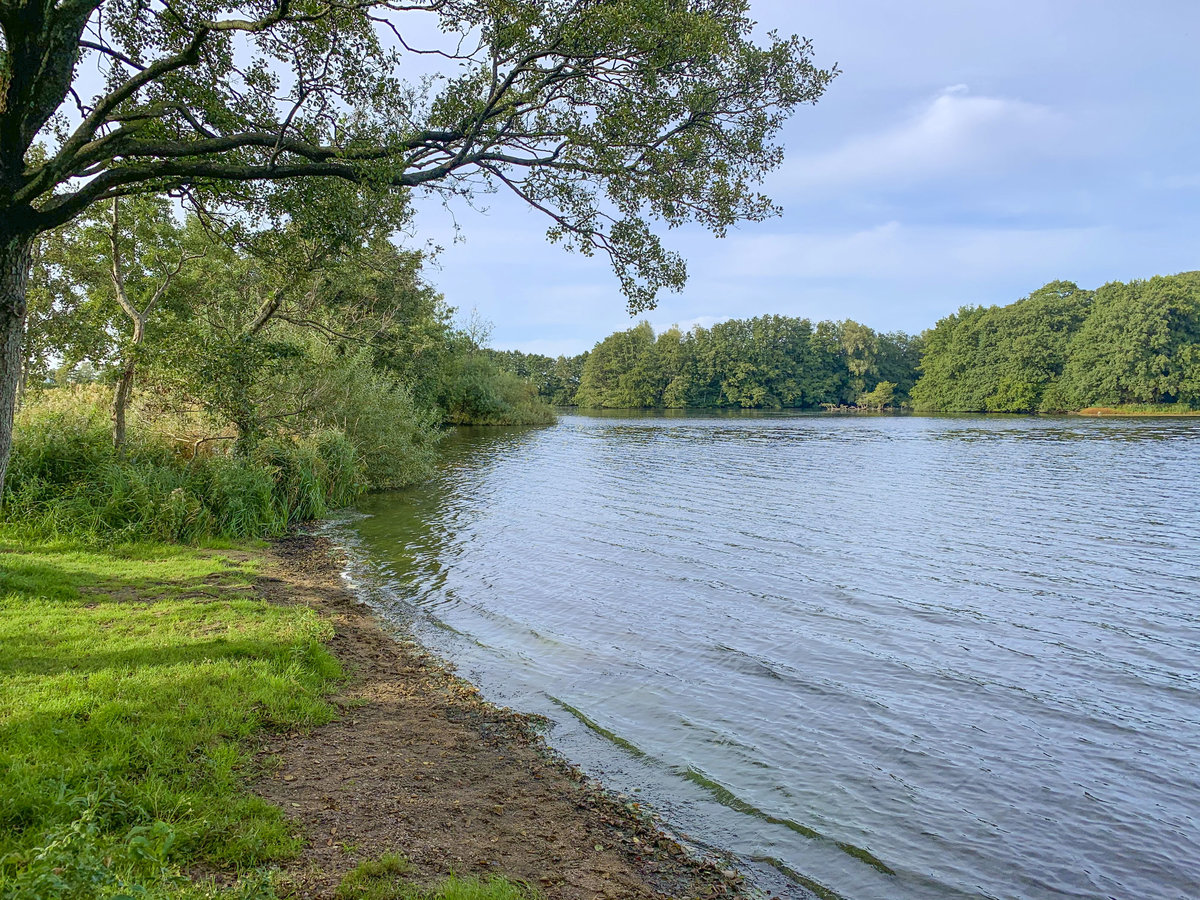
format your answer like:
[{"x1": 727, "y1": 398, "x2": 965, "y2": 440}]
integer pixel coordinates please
[{"x1": 255, "y1": 531, "x2": 756, "y2": 899}]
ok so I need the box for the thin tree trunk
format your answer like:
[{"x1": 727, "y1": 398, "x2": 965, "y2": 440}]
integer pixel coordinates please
[
  {"x1": 17, "y1": 331, "x2": 30, "y2": 409},
  {"x1": 112, "y1": 353, "x2": 137, "y2": 449},
  {"x1": 0, "y1": 232, "x2": 34, "y2": 504},
  {"x1": 112, "y1": 315, "x2": 145, "y2": 449}
]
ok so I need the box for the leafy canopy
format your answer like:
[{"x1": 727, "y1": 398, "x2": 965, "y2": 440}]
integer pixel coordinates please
[{"x1": 4, "y1": 0, "x2": 836, "y2": 308}]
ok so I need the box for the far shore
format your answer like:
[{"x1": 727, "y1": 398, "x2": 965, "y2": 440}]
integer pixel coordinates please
[{"x1": 1074, "y1": 406, "x2": 1200, "y2": 417}]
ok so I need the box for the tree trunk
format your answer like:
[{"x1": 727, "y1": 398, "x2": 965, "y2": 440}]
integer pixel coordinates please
[
  {"x1": 0, "y1": 232, "x2": 34, "y2": 504},
  {"x1": 112, "y1": 319, "x2": 144, "y2": 450},
  {"x1": 112, "y1": 359, "x2": 136, "y2": 449}
]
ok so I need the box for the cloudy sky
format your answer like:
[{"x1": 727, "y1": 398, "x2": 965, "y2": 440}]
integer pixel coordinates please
[{"x1": 411, "y1": 1, "x2": 1200, "y2": 357}]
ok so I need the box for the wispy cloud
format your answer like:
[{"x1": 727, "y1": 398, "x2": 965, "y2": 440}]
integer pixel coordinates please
[
  {"x1": 780, "y1": 86, "x2": 1069, "y2": 190},
  {"x1": 719, "y1": 221, "x2": 1101, "y2": 282}
]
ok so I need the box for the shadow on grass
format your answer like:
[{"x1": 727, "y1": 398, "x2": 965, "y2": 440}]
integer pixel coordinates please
[
  {"x1": 0, "y1": 537, "x2": 340, "y2": 879},
  {"x1": 0, "y1": 633, "x2": 293, "y2": 676}
]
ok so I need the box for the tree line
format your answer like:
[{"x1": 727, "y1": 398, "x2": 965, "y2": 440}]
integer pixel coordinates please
[
  {"x1": 912, "y1": 273, "x2": 1200, "y2": 412},
  {"x1": 491, "y1": 272, "x2": 1200, "y2": 413},
  {"x1": 491, "y1": 318, "x2": 922, "y2": 410}
]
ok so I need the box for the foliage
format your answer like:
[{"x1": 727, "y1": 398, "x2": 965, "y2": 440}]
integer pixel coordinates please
[
  {"x1": 1076, "y1": 403, "x2": 1199, "y2": 416},
  {"x1": 437, "y1": 350, "x2": 556, "y2": 426},
  {"x1": 16, "y1": 205, "x2": 550, "y2": 519},
  {"x1": 1058, "y1": 273, "x2": 1200, "y2": 408},
  {"x1": 9, "y1": 201, "x2": 558, "y2": 530},
  {"x1": 562, "y1": 317, "x2": 921, "y2": 409},
  {"x1": 858, "y1": 381, "x2": 897, "y2": 410},
  {"x1": 0, "y1": 539, "x2": 340, "y2": 895},
  {"x1": 335, "y1": 854, "x2": 413, "y2": 900},
  {"x1": 298, "y1": 348, "x2": 443, "y2": 490},
  {"x1": 336, "y1": 856, "x2": 537, "y2": 900},
  {"x1": 574, "y1": 321, "x2": 662, "y2": 408},
  {"x1": 912, "y1": 274, "x2": 1200, "y2": 412},
  {"x1": 3, "y1": 388, "x2": 365, "y2": 541},
  {"x1": 10, "y1": 0, "x2": 835, "y2": 308},
  {"x1": 486, "y1": 350, "x2": 588, "y2": 408}
]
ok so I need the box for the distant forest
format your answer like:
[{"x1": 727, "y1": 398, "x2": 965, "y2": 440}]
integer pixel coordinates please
[{"x1": 490, "y1": 271, "x2": 1200, "y2": 413}]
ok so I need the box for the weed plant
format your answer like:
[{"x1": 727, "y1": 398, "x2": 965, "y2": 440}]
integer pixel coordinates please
[{"x1": 336, "y1": 853, "x2": 536, "y2": 900}]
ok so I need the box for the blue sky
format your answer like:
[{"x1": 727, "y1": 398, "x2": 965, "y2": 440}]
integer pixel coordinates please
[{"x1": 411, "y1": 1, "x2": 1200, "y2": 357}]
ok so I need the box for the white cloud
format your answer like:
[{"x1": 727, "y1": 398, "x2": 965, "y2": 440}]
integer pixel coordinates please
[
  {"x1": 780, "y1": 86, "x2": 1068, "y2": 189},
  {"x1": 717, "y1": 221, "x2": 1101, "y2": 282}
]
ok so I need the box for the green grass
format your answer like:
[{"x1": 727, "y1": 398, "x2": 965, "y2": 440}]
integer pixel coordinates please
[
  {"x1": 335, "y1": 853, "x2": 413, "y2": 900},
  {"x1": 0, "y1": 534, "x2": 341, "y2": 898},
  {"x1": 4, "y1": 388, "x2": 366, "y2": 544},
  {"x1": 336, "y1": 855, "x2": 536, "y2": 900},
  {"x1": 1076, "y1": 402, "x2": 1200, "y2": 416}
]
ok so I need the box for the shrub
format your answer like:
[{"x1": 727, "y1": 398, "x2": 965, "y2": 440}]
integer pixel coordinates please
[
  {"x1": 3, "y1": 389, "x2": 368, "y2": 542},
  {"x1": 439, "y1": 354, "x2": 555, "y2": 426},
  {"x1": 300, "y1": 350, "x2": 442, "y2": 490}
]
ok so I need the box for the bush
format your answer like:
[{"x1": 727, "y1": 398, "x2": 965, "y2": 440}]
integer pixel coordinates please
[
  {"x1": 858, "y1": 381, "x2": 896, "y2": 410},
  {"x1": 302, "y1": 349, "x2": 443, "y2": 490},
  {"x1": 439, "y1": 354, "x2": 555, "y2": 426},
  {"x1": 3, "y1": 389, "x2": 368, "y2": 542}
]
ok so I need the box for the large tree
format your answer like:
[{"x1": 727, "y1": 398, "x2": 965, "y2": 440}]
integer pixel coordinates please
[{"x1": 0, "y1": 0, "x2": 835, "y2": 494}]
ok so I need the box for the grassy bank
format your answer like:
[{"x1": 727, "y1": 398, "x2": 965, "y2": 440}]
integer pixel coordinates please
[
  {"x1": 0, "y1": 535, "x2": 533, "y2": 899},
  {"x1": 0, "y1": 536, "x2": 339, "y2": 898},
  {"x1": 1075, "y1": 403, "x2": 1200, "y2": 416}
]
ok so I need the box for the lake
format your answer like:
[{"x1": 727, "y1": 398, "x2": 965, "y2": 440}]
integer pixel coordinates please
[{"x1": 341, "y1": 412, "x2": 1200, "y2": 900}]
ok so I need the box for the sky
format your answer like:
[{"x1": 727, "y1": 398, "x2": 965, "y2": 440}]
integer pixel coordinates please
[{"x1": 408, "y1": 1, "x2": 1200, "y2": 357}]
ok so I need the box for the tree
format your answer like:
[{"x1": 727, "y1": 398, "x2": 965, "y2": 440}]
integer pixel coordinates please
[
  {"x1": 857, "y1": 380, "x2": 894, "y2": 410},
  {"x1": 0, "y1": 0, "x2": 836, "y2": 496},
  {"x1": 157, "y1": 207, "x2": 418, "y2": 453},
  {"x1": 18, "y1": 196, "x2": 198, "y2": 438},
  {"x1": 105, "y1": 198, "x2": 200, "y2": 447},
  {"x1": 575, "y1": 320, "x2": 659, "y2": 407},
  {"x1": 1060, "y1": 273, "x2": 1200, "y2": 407},
  {"x1": 909, "y1": 282, "x2": 1093, "y2": 412},
  {"x1": 907, "y1": 275, "x2": 1200, "y2": 412},
  {"x1": 837, "y1": 319, "x2": 878, "y2": 401}
]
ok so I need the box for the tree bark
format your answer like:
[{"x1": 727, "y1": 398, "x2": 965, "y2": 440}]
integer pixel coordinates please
[
  {"x1": 0, "y1": 232, "x2": 34, "y2": 504},
  {"x1": 112, "y1": 320, "x2": 144, "y2": 450}
]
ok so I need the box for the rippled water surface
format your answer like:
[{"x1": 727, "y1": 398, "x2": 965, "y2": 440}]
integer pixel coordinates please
[{"x1": 346, "y1": 413, "x2": 1200, "y2": 899}]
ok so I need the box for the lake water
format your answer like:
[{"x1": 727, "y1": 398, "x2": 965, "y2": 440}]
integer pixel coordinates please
[{"x1": 342, "y1": 413, "x2": 1200, "y2": 900}]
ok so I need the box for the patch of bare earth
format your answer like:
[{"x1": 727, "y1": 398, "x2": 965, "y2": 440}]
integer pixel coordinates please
[{"x1": 253, "y1": 533, "x2": 751, "y2": 900}]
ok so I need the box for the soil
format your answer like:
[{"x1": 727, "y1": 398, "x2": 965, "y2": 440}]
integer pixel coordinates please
[{"x1": 253, "y1": 532, "x2": 754, "y2": 900}]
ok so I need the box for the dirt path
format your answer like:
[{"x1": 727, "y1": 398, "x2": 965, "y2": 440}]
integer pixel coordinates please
[{"x1": 254, "y1": 533, "x2": 751, "y2": 900}]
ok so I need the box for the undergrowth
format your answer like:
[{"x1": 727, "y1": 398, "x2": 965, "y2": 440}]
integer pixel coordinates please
[
  {"x1": 3, "y1": 388, "x2": 365, "y2": 543},
  {"x1": 1076, "y1": 402, "x2": 1200, "y2": 415}
]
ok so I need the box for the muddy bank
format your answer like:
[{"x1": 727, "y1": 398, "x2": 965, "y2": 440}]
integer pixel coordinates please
[{"x1": 254, "y1": 533, "x2": 759, "y2": 899}]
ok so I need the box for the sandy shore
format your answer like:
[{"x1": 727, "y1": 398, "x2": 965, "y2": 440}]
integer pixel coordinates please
[{"x1": 252, "y1": 533, "x2": 756, "y2": 899}]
